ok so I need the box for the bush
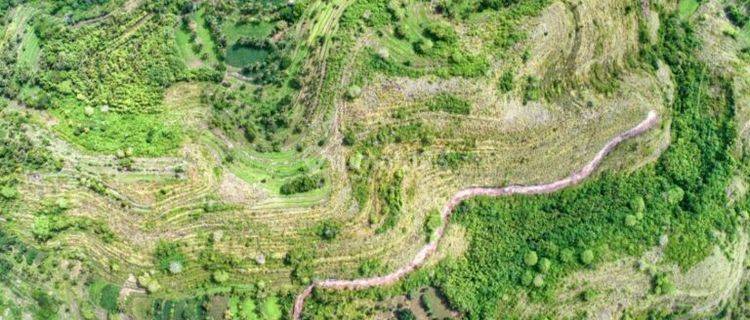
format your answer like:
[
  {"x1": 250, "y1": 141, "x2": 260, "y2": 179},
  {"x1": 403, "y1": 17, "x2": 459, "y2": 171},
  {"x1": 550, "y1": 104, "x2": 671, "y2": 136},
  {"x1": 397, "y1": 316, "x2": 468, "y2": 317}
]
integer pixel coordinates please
[
  {"x1": 316, "y1": 220, "x2": 341, "y2": 241},
  {"x1": 426, "y1": 93, "x2": 471, "y2": 115},
  {"x1": 424, "y1": 210, "x2": 442, "y2": 239},
  {"x1": 395, "y1": 308, "x2": 417, "y2": 320},
  {"x1": 153, "y1": 241, "x2": 186, "y2": 273},
  {"x1": 523, "y1": 251, "x2": 538, "y2": 266},
  {"x1": 99, "y1": 284, "x2": 121, "y2": 313},
  {"x1": 413, "y1": 38, "x2": 433, "y2": 54},
  {"x1": 279, "y1": 174, "x2": 325, "y2": 195},
  {"x1": 580, "y1": 249, "x2": 594, "y2": 265},
  {"x1": 212, "y1": 270, "x2": 229, "y2": 283},
  {"x1": 498, "y1": 70, "x2": 514, "y2": 92},
  {"x1": 346, "y1": 85, "x2": 362, "y2": 99},
  {"x1": 537, "y1": 258, "x2": 551, "y2": 273}
]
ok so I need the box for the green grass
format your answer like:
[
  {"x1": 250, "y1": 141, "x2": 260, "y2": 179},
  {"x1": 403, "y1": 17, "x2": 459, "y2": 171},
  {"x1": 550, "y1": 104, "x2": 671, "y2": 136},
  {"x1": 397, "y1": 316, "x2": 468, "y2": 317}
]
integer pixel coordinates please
[
  {"x1": 226, "y1": 46, "x2": 269, "y2": 67},
  {"x1": 679, "y1": 0, "x2": 700, "y2": 19},
  {"x1": 88, "y1": 279, "x2": 120, "y2": 314},
  {"x1": 223, "y1": 19, "x2": 274, "y2": 67},
  {"x1": 228, "y1": 149, "x2": 326, "y2": 195},
  {"x1": 17, "y1": 26, "x2": 40, "y2": 70},
  {"x1": 195, "y1": 7, "x2": 219, "y2": 64},
  {"x1": 228, "y1": 295, "x2": 278, "y2": 320},
  {"x1": 224, "y1": 21, "x2": 274, "y2": 43},
  {"x1": 175, "y1": 7, "x2": 219, "y2": 67},
  {"x1": 51, "y1": 103, "x2": 183, "y2": 156},
  {"x1": 239, "y1": 298, "x2": 259, "y2": 320},
  {"x1": 258, "y1": 296, "x2": 281, "y2": 320},
  {"x1": 175, "y1": 25, "x2": 202, "y2": 68}
]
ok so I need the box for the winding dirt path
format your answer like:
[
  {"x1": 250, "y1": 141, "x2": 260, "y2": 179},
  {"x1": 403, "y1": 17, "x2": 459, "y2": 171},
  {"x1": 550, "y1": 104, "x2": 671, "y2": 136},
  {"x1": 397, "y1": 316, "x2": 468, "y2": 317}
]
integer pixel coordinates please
[{"x1": 292, "y1": 110, "x2": 660, "y2": 319}]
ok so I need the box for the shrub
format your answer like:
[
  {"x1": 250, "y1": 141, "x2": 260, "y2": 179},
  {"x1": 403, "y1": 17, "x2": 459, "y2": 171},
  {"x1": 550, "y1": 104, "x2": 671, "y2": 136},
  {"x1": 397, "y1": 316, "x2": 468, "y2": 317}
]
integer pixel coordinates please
[
  {"x1": 532, "y1": 275, "x2": 544, "y2": 287},
  {"x1": 99, "y1": 284, "x2": 120, "y2": 313},
  {"x1": 279, "y1": 174, "x2": 325, "y2": 195},
  {"x1": 725, "y1": 4, "x2": 749, "y2": 27},
  {"x1": 652, "y1": 273, "x2": 676, "y2": 295},
  {"x1": 580, "y1": 289, "x2": 598, "y2": 302},
  {"x1": 423, "y1": 22, "x2": 458, "y2": 43},
  {"x1": 537, "y1": 258, "x2": 551, "y2": 273},
  {"x1": 498, "y1": 70, "x2": 514, "y2": 92},
  {"x1": 414, "y1": 38, "x2": 434, "y2": 54},
  {"x1": 316, "y1": 220, "x2": 341, "y2": 241},
  {"x1": 358, "y1": 259, "x2": 382, "y2": 277},
  {"x1": 212, "y1": 270, "x2": 229, "y2": 283},
  {"x1": 346, "y1": 85, "x2": 362, "y2": 100},
  {"x1": 395, "y1": 308, "x2": 417, "y2": 320},
  {"x1": 153, "y1": 241, "x2": 186, "y2": 273},
  {"x1": 436, "y1": 151, "x2": 475, "y2": 169},
  {"x1": 426, "y1": 93, "x2": 471, "y2": 115},
  {"x1": 424, "y1": 210, "x2": 442, "y2": 239},
  {"x1": 523, "y1": 251, "x2": 538, "y2": 266},
  {"x1": 580, "y1": 249, "x2": 594, "y2": 265}
]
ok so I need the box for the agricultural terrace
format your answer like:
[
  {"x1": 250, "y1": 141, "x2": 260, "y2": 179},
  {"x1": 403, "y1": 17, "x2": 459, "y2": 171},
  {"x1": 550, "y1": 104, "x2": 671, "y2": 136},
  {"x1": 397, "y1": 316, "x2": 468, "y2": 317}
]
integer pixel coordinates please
[{"x1": 0, "y1": 0, "x2": 748, "y2": 319}]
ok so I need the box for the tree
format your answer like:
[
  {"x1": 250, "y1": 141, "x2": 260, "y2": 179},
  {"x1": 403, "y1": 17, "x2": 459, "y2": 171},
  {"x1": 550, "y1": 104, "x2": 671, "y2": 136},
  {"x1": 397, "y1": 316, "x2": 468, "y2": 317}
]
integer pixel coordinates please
[
  {"x1": 625, "y1": 214, "x2": 637, "y2": 227},
  {"x1": 523, "y1": 251, "x2": 538, "y2": 266},
  {"x1": 317, "y1": 220, "x2": 340, "y2": 241},
  {"x1": 532, "y1": 275, "x2": 544, "y2": 287},
  {"x1": 537, "y1": 258, "x2": 551, "y2": 273},
  {"x1": 395, "y1": 308, "x2": 416, "y2": 320},
  {"x1": 212, "y1": 270, "x2": 229, "y2": 283},
  {"x1": 32, "y1": 216, "x2": 52, "y2": 241}
]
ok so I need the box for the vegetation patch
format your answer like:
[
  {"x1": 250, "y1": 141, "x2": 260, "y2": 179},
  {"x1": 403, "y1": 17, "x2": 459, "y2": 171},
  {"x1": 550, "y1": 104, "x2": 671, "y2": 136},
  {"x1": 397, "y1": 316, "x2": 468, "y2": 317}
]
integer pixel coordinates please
[{"x1": 425, "y1": 93, "x2": 471, "y2": 115}]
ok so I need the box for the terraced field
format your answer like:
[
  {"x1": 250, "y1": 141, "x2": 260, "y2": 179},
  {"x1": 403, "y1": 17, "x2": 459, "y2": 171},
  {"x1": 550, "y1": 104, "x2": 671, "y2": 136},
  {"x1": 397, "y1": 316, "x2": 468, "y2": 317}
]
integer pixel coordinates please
[{"x1": 1, "y1": 0, "x2": 750, "y2": 319}]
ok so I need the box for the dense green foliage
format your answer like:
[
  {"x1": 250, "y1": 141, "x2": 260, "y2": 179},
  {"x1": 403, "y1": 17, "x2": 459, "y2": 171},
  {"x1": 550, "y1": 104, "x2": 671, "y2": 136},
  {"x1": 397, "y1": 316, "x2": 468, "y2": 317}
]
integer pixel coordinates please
[
  {"x1": 279, "y1": 174, "x2": 325, "y2": 195},
  {"x1": 425, "y1": 93, "x2": 471, "y2": 115},
  {"x1": 154, "y1": 241, "x2": 187, "y2": 273},
  {"x1": 375, "y1": 171, "x2": 404, "y2": 234}
]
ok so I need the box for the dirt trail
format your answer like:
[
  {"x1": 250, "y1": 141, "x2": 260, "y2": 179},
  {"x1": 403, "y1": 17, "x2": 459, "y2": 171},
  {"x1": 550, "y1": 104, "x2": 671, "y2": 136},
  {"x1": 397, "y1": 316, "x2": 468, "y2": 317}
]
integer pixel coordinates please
[{"x1": 292, "y1": 110, "x2": 660, "y2": 319}]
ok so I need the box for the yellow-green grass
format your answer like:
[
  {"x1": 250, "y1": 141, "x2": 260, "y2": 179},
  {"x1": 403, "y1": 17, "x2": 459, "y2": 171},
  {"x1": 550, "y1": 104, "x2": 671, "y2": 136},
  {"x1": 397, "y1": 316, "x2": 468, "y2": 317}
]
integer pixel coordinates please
[
  {"x1": 224, "y1": 20, "x2": 274, "y2": 43},
  {"x1": 679, "y1": 0, "x2": 700, "y2": 19},
  {"x1": 175, "y1": 25, "x2": 203, "y2": 68},
  {"x1": 16, "y1": 24, "x2": 40, "y2": 70}
]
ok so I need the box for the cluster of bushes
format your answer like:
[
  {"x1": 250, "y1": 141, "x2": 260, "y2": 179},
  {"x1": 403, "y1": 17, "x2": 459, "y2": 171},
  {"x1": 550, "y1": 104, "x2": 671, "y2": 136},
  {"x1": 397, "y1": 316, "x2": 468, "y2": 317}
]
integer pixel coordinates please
[
  {"x1": 31, "y1": 200, "x2": 116, "y2": 243},
  {"x1": 375, "y1": 171, "x2": 404, "y2": 233},
  {"x1": 0, "y1": 111, "x2": 53, "y2": 180},
  {"x1": 153, "y1": 240, "x2": 186, "y2": 274},
  {"x1": 425, "y1": 93, "x2": 471, "y2": 115},
  {"x1": 436, "y1": 151, "x2": 476, "y2": 169},
  {"x1": 35, "y1": 13, "x2": 186, "y2": 114},
  {"x1": 725, "y1": 2, "x2": 750, "y2": 28},
  {"x1": 88, "y1": 280, "x2": 121, "y2": 314},
  {"x1": 316, "y1": 220, "x2": 341, "y2": 241},
  {"x1": 284, "y1": 247, "x2": 315, "y2": 284},
  {"x1": 205, "y1": 85, "x2": 293, "y2": 150},
  {"x1": 435, "y1": 0, "x2": 538, "y2": 19},
  {"x1": 279, "y1": 174, "x2": 325, "y2": 195},
  {"x1": 199, "y1": 1, "x2": 309, "y2": 150}
]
